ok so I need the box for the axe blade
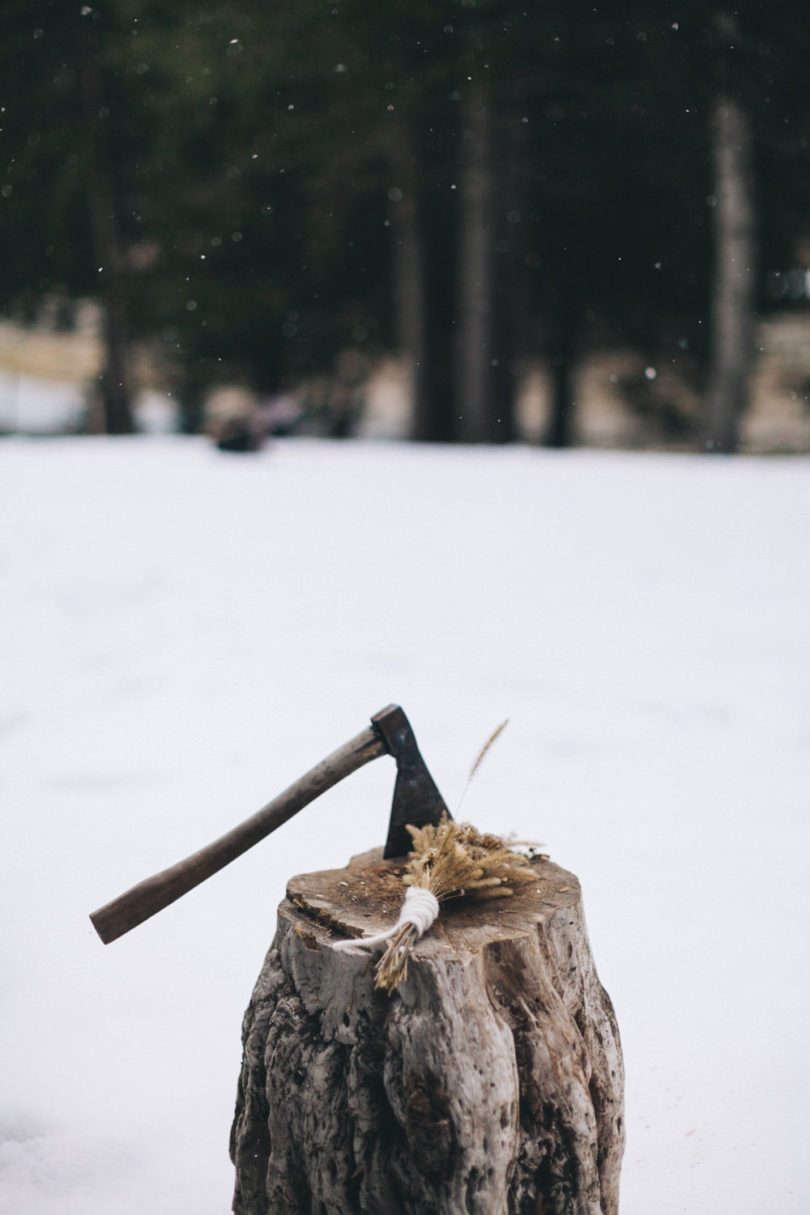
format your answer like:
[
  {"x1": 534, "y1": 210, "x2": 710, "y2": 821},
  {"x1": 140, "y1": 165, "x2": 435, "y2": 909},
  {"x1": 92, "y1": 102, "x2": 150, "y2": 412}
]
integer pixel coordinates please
[{"x1": 372, "y1": 705, "x2": 451, "y2": 859}]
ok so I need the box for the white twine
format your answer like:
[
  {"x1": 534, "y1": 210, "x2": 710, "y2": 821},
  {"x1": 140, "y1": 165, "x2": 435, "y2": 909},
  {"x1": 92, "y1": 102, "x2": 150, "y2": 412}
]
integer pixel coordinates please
[{"x1": 332, "y1": 886, "x2": 439, "y2": 952}]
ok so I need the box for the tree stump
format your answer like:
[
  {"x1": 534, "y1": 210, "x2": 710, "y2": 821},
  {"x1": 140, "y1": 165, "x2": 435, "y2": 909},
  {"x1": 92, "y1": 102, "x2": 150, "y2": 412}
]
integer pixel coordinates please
[{"x1": 230, "y1": 848, "x2": 624, "y2": 1215}]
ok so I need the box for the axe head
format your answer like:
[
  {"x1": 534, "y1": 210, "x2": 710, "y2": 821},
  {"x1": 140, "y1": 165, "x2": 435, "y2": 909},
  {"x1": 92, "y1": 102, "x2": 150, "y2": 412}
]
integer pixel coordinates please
[{"x1": 372, "y1": 705, "x2": 451, "y2": 859}]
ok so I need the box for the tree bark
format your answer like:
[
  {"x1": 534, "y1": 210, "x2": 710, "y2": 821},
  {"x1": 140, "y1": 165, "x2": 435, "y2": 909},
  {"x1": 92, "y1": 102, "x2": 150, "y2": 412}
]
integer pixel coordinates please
[
  {"x1": 456, "y1": 81, "x2": 495, "y2": 444},
  {"x1": 395, "y1": 113, "x2": 458, "y2": 444},
  {"x1": 389, "y1": 133, "x2": 433, "y2": 442},
  {"x1": 77, "y1": 20, "x2": 134, "y2": 435},
  {"x1": 545, "y1": 289, "x2": 579, "y2": 449},
  {"x1": 704, "y1": 93, "x2": 756, "y2": 453},
  {"x1": 231, "y1": 848, "x2": 624, "y2": 1215},
  {"x1": 489, "y1": 96, "x2": 527, "y2": 446}
]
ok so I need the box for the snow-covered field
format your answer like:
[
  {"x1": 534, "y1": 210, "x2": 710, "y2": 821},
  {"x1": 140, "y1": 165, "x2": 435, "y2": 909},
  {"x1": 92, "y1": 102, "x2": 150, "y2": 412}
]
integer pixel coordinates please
[
  {"x1": 1, "y1": 435, "x2": 808, "y2": 1213},
  {"x1": 0, "y1": 369, "x2": 177, "y2": 437}
]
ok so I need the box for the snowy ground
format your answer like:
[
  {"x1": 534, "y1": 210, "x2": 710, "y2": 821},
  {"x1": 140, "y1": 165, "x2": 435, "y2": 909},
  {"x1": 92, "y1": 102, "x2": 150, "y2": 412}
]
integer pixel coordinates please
[
  {"x1": 1, "y1": 435, "x2": 808, "y2": 1213},
  {"x1": 0, "y1": 369, "x2": 177, "y2": 436}
]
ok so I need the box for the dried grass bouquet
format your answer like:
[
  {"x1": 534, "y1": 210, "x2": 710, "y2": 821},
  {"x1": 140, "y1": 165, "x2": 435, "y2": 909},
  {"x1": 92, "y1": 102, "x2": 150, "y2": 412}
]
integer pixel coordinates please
[{"x1": 334, "y1": 813, "x2": 537, "y2": 994}]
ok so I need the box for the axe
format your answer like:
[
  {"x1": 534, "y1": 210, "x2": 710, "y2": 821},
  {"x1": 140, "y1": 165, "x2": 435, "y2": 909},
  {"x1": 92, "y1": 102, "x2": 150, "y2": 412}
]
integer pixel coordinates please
[{"x1": 89, "y1": 705, "x2": 449, "y2": 944}]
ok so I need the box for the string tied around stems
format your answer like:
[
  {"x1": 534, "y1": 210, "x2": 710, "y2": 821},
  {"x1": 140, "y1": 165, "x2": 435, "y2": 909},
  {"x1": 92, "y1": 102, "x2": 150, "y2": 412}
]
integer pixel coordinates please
[
  {"x1": 332, "y1": 885, "x2": 439, "y2": 953},
  {"x1": 330, "y1": 815, "x2": 539, "y2": 994}
]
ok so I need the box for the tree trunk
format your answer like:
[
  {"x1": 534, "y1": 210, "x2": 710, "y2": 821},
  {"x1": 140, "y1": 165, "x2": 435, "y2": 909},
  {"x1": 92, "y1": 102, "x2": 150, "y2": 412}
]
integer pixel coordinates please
[
  {"x1": 545, "y1": 290, "x2": 579, "y2": 449},
  {"x1": 704, "y1": 94, "x2": 756, "y2": 453},
  {"x1": 489, "y1": 92, "x2": 528, "y2": 446},
  {"x1": 418, "y1": 175, "x2": 457, "y2": 442},
  {"x1": 77, "y1": 21, "x2": 134, "y2": 435},
  {"x1": 96, "y1": 271, "x2": 133, "y2": 436},
  {"x1": 231, "y1": 848, "x2": 624, "y2": 1215},
  {"x1": 456, "y1": 81, "x2": 495, "y2": 444},
  {"x1": 389, "y1": 135, "x2": 433, "y2": 442}
]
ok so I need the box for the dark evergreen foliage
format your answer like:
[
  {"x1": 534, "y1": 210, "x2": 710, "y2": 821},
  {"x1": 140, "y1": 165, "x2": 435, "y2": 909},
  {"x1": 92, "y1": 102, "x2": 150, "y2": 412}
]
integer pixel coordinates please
[{"x1": 1, "y1": 1, "x2": 807, "y2": 440}]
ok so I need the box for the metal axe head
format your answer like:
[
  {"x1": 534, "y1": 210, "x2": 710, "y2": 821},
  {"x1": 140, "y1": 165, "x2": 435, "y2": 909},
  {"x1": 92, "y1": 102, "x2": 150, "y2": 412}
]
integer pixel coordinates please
[{"x1": 373, "y1": 705, "x2": 451, "y2": 859}]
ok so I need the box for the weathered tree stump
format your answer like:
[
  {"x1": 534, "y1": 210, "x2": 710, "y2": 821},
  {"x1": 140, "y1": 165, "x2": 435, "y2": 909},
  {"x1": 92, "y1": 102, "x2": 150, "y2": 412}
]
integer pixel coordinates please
[{"x1": 230, "y1": 848, "x2": 624, "y2": 1215}]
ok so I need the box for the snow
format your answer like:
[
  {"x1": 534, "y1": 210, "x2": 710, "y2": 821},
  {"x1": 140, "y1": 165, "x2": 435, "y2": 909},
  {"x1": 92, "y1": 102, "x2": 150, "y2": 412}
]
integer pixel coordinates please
[
  {"x1": 1, "y1": 435, "x2": 808, "y2": 1212},
  {"x1": 0, "y1": 371, "x2": 86, "y2": 434},
  {"x1": 0, "y1": 370, "x2": 177, "y2": 435}
]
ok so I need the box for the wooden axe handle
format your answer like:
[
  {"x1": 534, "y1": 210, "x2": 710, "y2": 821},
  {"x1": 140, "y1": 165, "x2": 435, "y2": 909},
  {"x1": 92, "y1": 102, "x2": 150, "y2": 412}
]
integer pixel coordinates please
[{"x1": 90, "y1": 725, "x2": 385, "y2": 944}]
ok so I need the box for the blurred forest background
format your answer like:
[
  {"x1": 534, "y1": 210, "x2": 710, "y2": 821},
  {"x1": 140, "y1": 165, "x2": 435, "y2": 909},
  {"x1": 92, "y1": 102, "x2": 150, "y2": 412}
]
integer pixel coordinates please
[{"x1": 2, "y1": 0, "x2": 810, "y2": 451}]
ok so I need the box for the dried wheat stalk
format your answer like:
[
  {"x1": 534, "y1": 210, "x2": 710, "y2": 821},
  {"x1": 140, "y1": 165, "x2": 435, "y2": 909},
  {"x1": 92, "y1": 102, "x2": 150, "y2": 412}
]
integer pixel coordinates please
[{"x1": 334, "y1": 815, "x2": 536, "y2": 994}]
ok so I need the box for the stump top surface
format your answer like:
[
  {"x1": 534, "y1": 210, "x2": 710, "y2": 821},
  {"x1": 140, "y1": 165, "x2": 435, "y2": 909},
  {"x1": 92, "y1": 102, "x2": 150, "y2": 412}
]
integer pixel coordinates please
[{"x1": 286, "y1": 847, "x2": 579, "y2": 956}]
